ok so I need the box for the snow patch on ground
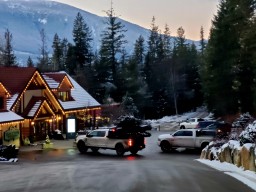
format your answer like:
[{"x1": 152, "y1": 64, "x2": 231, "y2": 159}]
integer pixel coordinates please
[
  {"x1": 197, "y1": 159, "x2": 256, "y2": 191},
  {"x1": 0, "y1": 158, "x2": 18, "y2": 162}
]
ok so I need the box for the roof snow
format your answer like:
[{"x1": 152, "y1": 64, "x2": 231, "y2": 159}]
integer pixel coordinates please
[
  {"x1": 43, "y1": 71, "x2": 101, "y2": 110},
  {"x1": 27, "y1": 101, "x2": 41, "y2": 117},
  {"x1": 42, "y1": 74, "x2": 59, "y2": 89},
  {"x1": 0, "y1": 111, "x2": 24, "y2": 123},
  {"x1": 6, "y1": 94, "x2": 18, "y2": 110},
  {"x1": 59, "y1": 73, "x2": 101, "y2": 110}
]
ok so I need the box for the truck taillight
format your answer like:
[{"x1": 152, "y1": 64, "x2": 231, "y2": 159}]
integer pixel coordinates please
[
  {"x1": 144, "y1": 138, "x2": 146, "y2": 145},
  {"x1": 128, "y1": 139, "x2": 133, "y2": 147}
]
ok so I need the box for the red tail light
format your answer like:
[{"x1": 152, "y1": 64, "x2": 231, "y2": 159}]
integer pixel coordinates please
[
  {"x1": 128, "y1": 139, "x2": 133, "y2": 147},
  {"x1": 110, "y1": 128, "x2": 116, "y2": 132},
  {"x1": 144, "y1": 138, "x2": 146, "y2": 145}
]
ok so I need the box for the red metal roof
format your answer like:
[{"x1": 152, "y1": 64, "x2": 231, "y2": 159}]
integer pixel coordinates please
[{"x1": 0, "y1": 67, "x2": 37, "y2": 94}]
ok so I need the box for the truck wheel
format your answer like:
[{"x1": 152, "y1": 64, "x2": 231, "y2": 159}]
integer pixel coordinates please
[
  {"x1": 180, "y1": 125, "x2": 185, "y2": 129},
  {"x1": 130, "y1": 149, "x2": 139, "y2": 155},
  {"x1": 91, "y1": 147, "x2": 99, "y2": 153},
  {"x1": 115, "y1": 144, "x2": 125, "y2": 156},
  {"x1": 160, "y1": 141, "x2": 171, "y2": 153},
  {"x1": 77, "y1": 141, "x2": 88, "y2": 154}
]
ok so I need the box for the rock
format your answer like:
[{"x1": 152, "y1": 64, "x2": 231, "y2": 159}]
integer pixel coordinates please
[
  {"x1": 249, "y1": 146, "x2": 256, "y2": 172},
  {"x1": 232, "y1": 148, "x2": 241, "y2": 167},
  {"x1": 219, "y1": 145, "x2": 232, "y2": 163},
  {"x1": 240, "y1": 145, "x2": 256, "y2": 171},
  {"x1": 200, "y1": 149, "x2": 207, "y2": 159}
]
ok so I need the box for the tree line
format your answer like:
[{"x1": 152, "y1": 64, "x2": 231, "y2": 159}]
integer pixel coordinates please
[{"x1": 1, "y1": 0, "x2": 256, "y2": 119}]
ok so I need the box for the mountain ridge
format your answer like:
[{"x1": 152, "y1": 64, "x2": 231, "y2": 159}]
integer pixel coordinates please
[{"x1": 0, "y1": 0, "x2": 196, "y2": 65}]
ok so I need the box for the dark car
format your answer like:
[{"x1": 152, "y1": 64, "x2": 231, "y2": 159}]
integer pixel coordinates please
[
  {"x1": 196, "y1": 120, "x2": 216, "y2": 129},
  {"x1": 203, "y1": 121, "x2": 232, "y2": 138}
]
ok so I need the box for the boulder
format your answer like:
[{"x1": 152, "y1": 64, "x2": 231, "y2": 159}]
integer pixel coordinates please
[
  {"x1": 240, "y1": 144, "x2": 256, "y2": 171},
  {"x1": 219, "y1": 144, "x2": 232, "y2": 163},
  {"x1": 232, "y1": 148, "x2": 241, "y2": 167},
  {"x1": 200, "y1": 148, "x2": 207, "y2": 159}
]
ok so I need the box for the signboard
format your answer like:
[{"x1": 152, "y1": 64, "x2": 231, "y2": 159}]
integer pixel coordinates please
[
  {"x1": 67, "y1": 118, "x2": 75, "y2": 133},
  {"x1": 4, "y1": 125, "x2": 20, "y2": 141},
  {"x1": 66, "y1": 117, "x2": 76, "y2": 139}
]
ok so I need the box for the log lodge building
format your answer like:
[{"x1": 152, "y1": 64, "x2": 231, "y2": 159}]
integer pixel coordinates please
[{"x1": 0, "y1": 67, "x2": 101, "y2": 148}]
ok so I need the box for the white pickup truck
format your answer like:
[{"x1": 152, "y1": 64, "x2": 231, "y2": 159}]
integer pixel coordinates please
[
  {"x1": 76, "y1": 127, "x2": 150, "y2": 156},
  {"x1": 157, "y1": 129, "x2": 215, "y2": 152},
  {"x1": 179, "y1": 118, "x2": 205, "y2": 129}
]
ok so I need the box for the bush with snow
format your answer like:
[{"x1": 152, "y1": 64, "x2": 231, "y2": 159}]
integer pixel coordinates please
[{"x1": 239, "y1": 120, "x2": 256, "y2": 145}]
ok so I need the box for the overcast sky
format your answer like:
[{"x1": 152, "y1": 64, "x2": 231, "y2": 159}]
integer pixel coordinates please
[{"x1": 54, "y1": 0, "x2": 219, "y2": 40}]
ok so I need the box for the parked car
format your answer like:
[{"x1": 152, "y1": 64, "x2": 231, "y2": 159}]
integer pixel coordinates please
[
  {"x1": 203, "y1": 121, "x2": 232, "y2": 138},
  {"x1": 195, "y1": 120, "x2": 216, "y2": 129},
  {"x1": 179, "y1": 118, "x2": 205, "y2": 129},
  {"x1": 157, "y1": 129, "x2": 215, "y2": 152},
  {"x1": 76, "y1": 127, "x2": 150, "y2": 156}
]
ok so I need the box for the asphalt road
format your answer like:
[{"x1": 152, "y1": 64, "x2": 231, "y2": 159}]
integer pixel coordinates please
[{"x1": 0, "y1": 131, "x2": 254, "y2": 192}]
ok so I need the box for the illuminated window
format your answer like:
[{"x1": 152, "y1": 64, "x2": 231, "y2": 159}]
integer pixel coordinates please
[{"x1": 58, "y1": 91, "x2": 69, "y2": 101}]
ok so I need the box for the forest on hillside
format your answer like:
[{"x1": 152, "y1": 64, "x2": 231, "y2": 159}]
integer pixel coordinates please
[{"x1": 1, "y1": 0, "x2": 256, "y2": 119}]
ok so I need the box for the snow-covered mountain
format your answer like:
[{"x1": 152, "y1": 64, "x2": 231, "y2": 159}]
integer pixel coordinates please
[
  {"x1": 0, "y1": 0, "x2": 150, "y2": 65},
  {"x1": 0, "y1": 0, "x2": 197, "y2": 65}
]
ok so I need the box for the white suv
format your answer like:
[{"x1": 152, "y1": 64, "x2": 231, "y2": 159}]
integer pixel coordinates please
[{"x1": 179, "y1": 118, "x2": 205, "y2": 129}]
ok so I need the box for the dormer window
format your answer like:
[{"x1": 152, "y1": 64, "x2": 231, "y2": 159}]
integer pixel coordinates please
[{"x1": 58, "y1": 91, "x2": 69, "y2": 101}]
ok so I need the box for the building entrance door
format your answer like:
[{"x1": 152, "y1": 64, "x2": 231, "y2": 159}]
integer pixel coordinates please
[{"x1": 35, "y1": 121, "x2": 50, "y2": 141}]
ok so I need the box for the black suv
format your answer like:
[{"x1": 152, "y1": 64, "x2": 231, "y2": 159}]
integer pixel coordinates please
[
  {"x1": 196, "y1": 120, "x2": 216, "y2": 129},
  {"x1": 203, "y1": 121, "x2": 232, "y2": 138}
]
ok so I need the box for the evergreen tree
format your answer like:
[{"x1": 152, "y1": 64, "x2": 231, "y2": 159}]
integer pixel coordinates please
[
  {"x1": 186, "y1": 43, "x2": 202, "y2": 109},
  {"x1": 120, "y1": 95, "x2": 139, "y2": 116},
  {"x1": 73, "y1": 12, "x2": 93, "y2": 69},
  {"x1": 98, "y1": 4, "x2": 127, "y2": 102},
  {"x1": 171, "y1": 27, "x2": 198, "y2": 113},
  {"x1": 65, "y1": 43, "x2": 76, "y2": 75},
  {"x1": 237, "y1": 2, "x2": 256, "y2": 114},
  {"x1": 2, "y1": 29, "x2": 16, "y2": 67},
  {"x1": 147, "y1": 16, "x2": 159, "y2": 63},
  {"x1": 0, "y1": 35, "x2": 3, "y2": 66},
  {"x1": 163, "y1": 24, "x2": 172, "y2": 58},
  {"x1": 176, "y1": 27, "x2": 186, "y2": 48},
  {"x1": 132, "y1": 35, "x2": 145, "y2": 65},
  {"x1": 27, "y1": 56, "x2": 34, "y2": 67},
  {"x1": 202, "y1": 0, "x2": 256, "y2": 116},
  {"x1": 199, "y1": 26, "x2": 206, "y2": 56},
  {"x1": 51, "y1": 33, "x2": 62, "y2": 71},
  {"x1": 37, "y1": 28, "x2": 50, "y2": 72},
  {"x1": 124, "y1": 35, "x2": 148, "y2": 116},
  {"x1": 59, "y1": 38, "x2": 69, "y2": 71},
  {"x1": 172, "y1": 27, "x2": 188, "y2": 91},
  {"x1": 156, "y1": 34, "x2": 165, "y2": 61},
  {"x1": 143, "y1": 17, "x2": 171, "y2": 118},
  {"x1": 144, "y1": 16, "x2": 160, "y2": 92}
]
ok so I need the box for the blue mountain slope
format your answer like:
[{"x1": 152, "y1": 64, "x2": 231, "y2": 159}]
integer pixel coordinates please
[
  {"x1": 0, "y1": 0, "x2": 198, "y2": 65},
  {"x1": 0, "y1": 0, "x2": 151, "y2": 64}
]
